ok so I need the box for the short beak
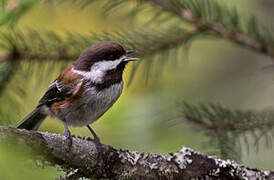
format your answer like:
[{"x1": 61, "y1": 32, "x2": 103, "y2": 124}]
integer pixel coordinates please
[
  {"x1": 126, "y1": 50, "x2": 135, "y2": 55},
  {"x1": 123, "y1": 56, "x2": 139, "y2": 62},
  {"x1": 124, "y1": 49, "x2": 139, "y2": 62}
]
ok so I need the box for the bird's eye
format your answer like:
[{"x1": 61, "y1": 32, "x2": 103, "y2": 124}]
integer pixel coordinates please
[{"x1": 109, "y1": 54, "x2": 114, "y2": 59}]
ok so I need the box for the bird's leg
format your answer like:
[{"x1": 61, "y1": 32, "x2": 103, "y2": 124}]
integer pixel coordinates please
[
  {"x1": 63, "y1": 121, "x2": 73, "y2": 151},
  {"x1": 87, "y1": 125, "x2": 102, "y2": 160}
]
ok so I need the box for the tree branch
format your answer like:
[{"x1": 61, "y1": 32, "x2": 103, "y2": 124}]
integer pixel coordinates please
[
  {"x1": 180, "y1": 102, "x2": 274, "y2": 134},
  {"x1": 184, "y1": 114, "x2": 274, "y2": 132},
  {"x1": 147, "y1": 0, "x2": 274, "y2": 57},
  {"x1": 136, "y1": 25, "x2": 206, "y2": 57},
  {"x1": 0, "y1": 126, "x2": 273, "y2": 179}
]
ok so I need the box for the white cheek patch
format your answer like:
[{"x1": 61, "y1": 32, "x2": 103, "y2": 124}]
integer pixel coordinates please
[
  {"x1": 72, "y1": 57, "x2": 124, "y2": 83},
  {"x1": 73, "y1": 68, "x2": 104, "y2": 83},
  {"x1": 93, "y1": 58, "x2": 123, "y2": 71}
]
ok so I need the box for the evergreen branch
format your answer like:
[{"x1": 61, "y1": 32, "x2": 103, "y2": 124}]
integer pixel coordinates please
[
  {"x1": 0, "y1": 53, "x2": 20, "y2": 95},
  {"x1": 178, "y1": 102, "x2": 274, "y2": 160},
  {"x1": 0, "y1": 26, "x2": 200, "y2": 61},
  {"x1": 0, "y1": 126, "x2": 273, "y2": 179},
  {"x1": 184, "y1": 113, "x2": 274, "y2": 132},
  {"x1": 136, "y1": 24, "x2": 205, "y2": 57},
  {"x1": 0, "y1": 27, "x2": 201, "y2": 91},
  {"x1": 146, "y1": 0, "x2": 274, "y2": 57},
  {"x1": 180, "y1": 102, "x2": 274, "y2": 133},
  {"x1": 0, "y1": 30, "x2": 93, "y2": 61},
  {"x1": 105, "y1": 0, "x2": 274, "y2": 57},
  {"x1": 0, "y1": 0, "x2": 37, "y2": 27}
]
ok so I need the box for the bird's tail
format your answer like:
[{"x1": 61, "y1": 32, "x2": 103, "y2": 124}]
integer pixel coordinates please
[{"x1": 17, "y1": 107, "x2": 47, "y2": 130}]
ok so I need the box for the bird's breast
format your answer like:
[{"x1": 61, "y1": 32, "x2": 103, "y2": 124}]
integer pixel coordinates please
[{"x1": 63, "y1": 81, "x2": 124, "y2": 126}]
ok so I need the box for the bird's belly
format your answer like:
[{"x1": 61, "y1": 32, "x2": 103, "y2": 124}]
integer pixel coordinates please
[{"x1": 63, "y1": 81, "x2": 123, "y2": 126}]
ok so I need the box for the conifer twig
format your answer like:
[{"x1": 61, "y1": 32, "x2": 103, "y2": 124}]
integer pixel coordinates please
[
  {"x1": 148, "y1": 0, "x2": 274, "y2": 57},
  {"x1": 183, "y1": 114, "x2": 274, "y2": 132},
  {"x1": 136, "y1": 24, "x2": 206, "y2": 56}
]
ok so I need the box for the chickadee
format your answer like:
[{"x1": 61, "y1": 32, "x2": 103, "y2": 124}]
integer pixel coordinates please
[{"x1": 17, "y1": 41, "x2": 139, "y2": 152}]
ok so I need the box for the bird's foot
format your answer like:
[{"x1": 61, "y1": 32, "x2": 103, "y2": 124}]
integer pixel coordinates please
[
  {"x1": 86, "y1": 125, "x2": 103, "y2": 162},
  {"x1": 64, "y1": 127, "x2": 73, "y2": 152},
  {"x1": 93, "y1": 137, "x2": 103, "y2": 160}
]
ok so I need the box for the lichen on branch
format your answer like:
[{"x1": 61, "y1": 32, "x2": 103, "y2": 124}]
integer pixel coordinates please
[{"x1": 0, "y1": 126, "x2": 272, "y2": 179}]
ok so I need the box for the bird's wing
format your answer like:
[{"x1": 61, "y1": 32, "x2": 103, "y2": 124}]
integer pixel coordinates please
[
  {"x1": 38, "y1": 66, "x2": 85, "y2": 107},
  {"x1": 38, "y1": 80, "x2": 72, "y2": 106}
]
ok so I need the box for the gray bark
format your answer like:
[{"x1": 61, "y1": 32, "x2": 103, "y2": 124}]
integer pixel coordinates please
[{"x1": 0, "y1": 126, "x2": 273, "y2": 180}]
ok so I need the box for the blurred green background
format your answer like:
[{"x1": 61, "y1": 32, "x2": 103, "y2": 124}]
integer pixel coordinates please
[{"x1": 1, "y1": 0, "x2": 274, "y2": 179}]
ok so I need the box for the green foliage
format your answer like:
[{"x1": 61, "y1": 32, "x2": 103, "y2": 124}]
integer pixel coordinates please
[
  {"x1": 0, "y1": 59, "x2": 14, "y2": 92},
  {"x1": 0, "y1": 30, "x2": 90, "y2": 60},
  {"x1": 0, "y1": 0, "x2": 37, "y2": 27},
  {"x1": 178, "y1": 102, "x2": 274, "y2": 160},
  {"x1": 0, "y1": 0, "x2": 273, "y2": 83},
  {"x1": 180, "y1": 102, "x2": 274, "y2": 131},
  {"x1": 0, "y1": 26, "x2": 197, "y2": 85},
  {"x1": 0, "y1": 59, "x2": 18, "y2": 125},
  {"x1": 0, "y1": 59, "x2": 68, "y2": 126},
  {"x1": 103, "y1": 0, "x2": 274, "y2": 50}
]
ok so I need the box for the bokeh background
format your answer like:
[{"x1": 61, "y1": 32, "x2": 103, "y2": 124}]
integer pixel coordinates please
[{"x1": 0, "y1": 0, "x2": 274, "y2": 179}]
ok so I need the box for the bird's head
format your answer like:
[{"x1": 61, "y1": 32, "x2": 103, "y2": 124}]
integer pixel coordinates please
[{"x1": 73, "y1": 41, "x2": 139, "y2": 73}]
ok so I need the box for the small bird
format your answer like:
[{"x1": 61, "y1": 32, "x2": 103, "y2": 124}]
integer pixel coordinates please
[{"x1": 17, "y1": 41, "x2": 139, "y2": 152}]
